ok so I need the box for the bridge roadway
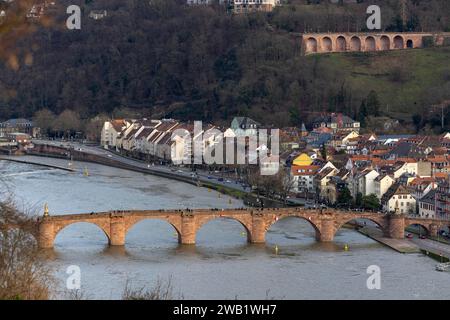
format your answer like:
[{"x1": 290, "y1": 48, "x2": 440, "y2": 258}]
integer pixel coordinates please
[{"x1": 34, "y1": 208, "x2": 450, "y2": 249}]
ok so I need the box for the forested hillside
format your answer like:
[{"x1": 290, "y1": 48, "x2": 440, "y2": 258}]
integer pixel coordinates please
[{"x1": 1, "y1": 0, "x2": 450, "y2": 132}]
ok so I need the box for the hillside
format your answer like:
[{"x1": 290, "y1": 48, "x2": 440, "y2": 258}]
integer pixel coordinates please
[{"x1": 0, "y1": 0, "x2": 450, "y2": 133}]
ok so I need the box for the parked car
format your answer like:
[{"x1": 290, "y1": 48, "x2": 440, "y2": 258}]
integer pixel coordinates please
[
  {"x1": 419, "y1": 235, "x2": 426, "y2": 239},
  {"x1": 406, "y1": 233, "x2": 413, "y2": 239}
]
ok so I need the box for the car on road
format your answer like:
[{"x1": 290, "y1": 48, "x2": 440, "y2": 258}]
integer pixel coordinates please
[
  {"x1": 419, "y1": 235, "x2": 426, "y2": 239},
  {"x1": 218, "y1": 177, "x2": 224, "y2": 182},
  {"x1": 406, "y1": 233, "x2": 413, "y2": 239},
  {"x1": 207, "y1": 176, "x2": 213, "y2": 179},
  {"x1": 225, "y1": 180, "x2": 232, "y2": 183}
]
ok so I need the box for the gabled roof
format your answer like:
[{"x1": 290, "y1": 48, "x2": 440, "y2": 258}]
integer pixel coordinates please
[
  {"x1": 419, "y1": 189, "x2": 437, "y2": 204},
  {"x1": 1, "y1": 118, "x2": 33, "y2": 127},
  {"x1": 232, "y1": 117, "x2": 260, "y2": 128},
  {"x1": 381, "y1": 184, "x2": 411, "y2": 202},
  {"x1": 315, "y1": 167, "x2": 335, "y2": 180},
  {"x1": 312, "y1": 113, "x2": 358, "y2": 125}
]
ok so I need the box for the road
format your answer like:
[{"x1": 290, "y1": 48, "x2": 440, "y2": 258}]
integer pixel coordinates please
[{"x1": 411, "y1": 237, "x2": 450, "y2": 260}]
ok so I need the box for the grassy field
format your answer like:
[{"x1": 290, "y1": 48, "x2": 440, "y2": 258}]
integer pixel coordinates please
[{"x1": 309, "y1": 46, "x2": 450, "y2": 120}]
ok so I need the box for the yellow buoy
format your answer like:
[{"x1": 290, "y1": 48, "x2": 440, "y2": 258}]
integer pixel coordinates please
[
  {"x1": 344, "y1": 244, "x2": 349, "y2": 251},
  {"x1": 83, "y1": 166, "x2": 89, "y2": 177},
  {"x1": 275, "y1": 245, "x2": 279, "y2": 255}
]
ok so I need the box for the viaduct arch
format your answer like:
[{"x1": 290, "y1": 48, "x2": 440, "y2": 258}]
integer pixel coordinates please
[{"x1": 301, "y1": 32, "x2": 449, "y2": 55}]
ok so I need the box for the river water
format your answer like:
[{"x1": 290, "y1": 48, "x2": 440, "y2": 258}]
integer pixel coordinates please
[{"x1": 1, "y1": 157, "x2": 449, "y2": 300}]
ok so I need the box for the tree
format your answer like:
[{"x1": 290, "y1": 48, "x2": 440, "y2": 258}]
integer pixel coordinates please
[
  {"x1": 355, "y1": 192, "x2": 363, "y2": 207},
  {"x1": 85, "y1": 114, "x2": 109, "y2": 142},
  {"x1": 361, "y1": 194, "x2": 381, "y2": 211},
  {"x1": 412, "y1": 114, "x2": 422, "y2": 133},
  {"x1": 358, "y1": 100, "x2": 368, "y2": 128},
  {"x1": 0, "y1": 200, "x2": 53, "y2": 299},
  {"x1": 53, "y1": 109, "x2": 82, "y2": 139},
  {"x1": 33, "y1": 109, "x2": 56, "y2": 137},
  {"x1": 337, "y1": 186, "x2": 352, "y2": 207},
  {"x1": 366, "y1": 91, "x2": 381, "y2": 117}
]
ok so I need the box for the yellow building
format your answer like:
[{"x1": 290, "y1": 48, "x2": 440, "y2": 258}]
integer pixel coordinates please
[{"x1": 292, "y1": 153, "x2": 313, "y2": 166}]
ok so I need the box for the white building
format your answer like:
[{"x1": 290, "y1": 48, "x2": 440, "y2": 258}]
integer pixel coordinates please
[
  {"x1": 374, "y1": 174, "x2": 395, "y2": 199},
  {"x1": 100, "y1": 119, "x2": 130, "y2": 149},
  {"x1": 418, "y1": 189, "x2": 436, "y2": 218},
  {"x1": 381, "y1": 184, "x2": 416, "y2": 215}
]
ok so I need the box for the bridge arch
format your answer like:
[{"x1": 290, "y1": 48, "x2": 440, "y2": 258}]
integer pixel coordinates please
[
  {"x1": 405, "y1": 222, "x2": 430, "y2": 236},
  {"x1": 350, "y1": 36, "x2": 361, "y2": 51},
  {"x1": 266, "y1": 215, "x2": 322, "y2": 242},
  {"x1": 195, "y1": 216, "x2": 253, "y2": 243},
  {"x1": 334, "y1": 217, "x2": 386, "y2": 238},
  {"x1": 394, "y1": 35, "x2": 404, "y2": 49},
  {"x1": 336, "y1": 36, "x2": 346, "y2": 52},
  {"x1": 322, "y1": 37, "x2": 332, "y2": 52},
  {"x1": 306, "y1": 37, "x2": 318, "y2": 53},
  {"x1": 53, "y1": 221, "x2": 111, "y2": 246},
  {"x1": 125, "y1": 218, "x2": 182, "y2": 244}
]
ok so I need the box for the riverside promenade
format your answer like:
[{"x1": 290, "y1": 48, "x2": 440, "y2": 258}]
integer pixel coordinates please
[{"x1": 359, "y1": 225, "x2": 450, "y2": 260}]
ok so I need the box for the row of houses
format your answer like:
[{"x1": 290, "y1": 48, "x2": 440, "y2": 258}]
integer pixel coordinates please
[{"x1": 100, "y1": 117, "x2": 270, "y2": 164}]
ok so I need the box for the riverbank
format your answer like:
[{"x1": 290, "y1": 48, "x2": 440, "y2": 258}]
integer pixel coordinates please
[
  {"x1": 0, "y1": 156, "x2": 75, "y2": 172},
  {"x1": 357, "y1": 226, "x2": 421, "y2": 254}
]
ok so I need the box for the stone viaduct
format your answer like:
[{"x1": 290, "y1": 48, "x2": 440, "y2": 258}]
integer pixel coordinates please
[
  {"x1": 301, "y1": 32, "x2": 450, "y2": 55},
  {"x1": 34, "y1": 208, "x2": 449, "y2": 249}
]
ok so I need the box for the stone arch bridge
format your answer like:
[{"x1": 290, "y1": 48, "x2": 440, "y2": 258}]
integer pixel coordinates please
[
  {"x1": 32, "y1": 208, "x2": 449, "y2": 249},
  {"x1": 301, "y1": 32, "x2": 450, "y2": 55}
]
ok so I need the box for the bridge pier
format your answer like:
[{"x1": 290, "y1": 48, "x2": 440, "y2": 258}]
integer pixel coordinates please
[
  {"x1": 180, "y1": 214, "x2": 196, "y2": 245},
  {"x1": 319, "y1": 219, "x2": 334, "y2": 242},
  {"x1": 38, "y1": 218, "x2": 55, "y2": 249},
  {"x1": 109, "y1": 214, "x2": 125, "y2": 246},
  {"x1": 249, "y1": 213, "x2": 266, "y2": 244},
  {"x1": 388, "y1": 214, "x2": 405, "y2": 239},
  {"x1": 430, "y1": 224, "x2": 438, "y2": 238}
]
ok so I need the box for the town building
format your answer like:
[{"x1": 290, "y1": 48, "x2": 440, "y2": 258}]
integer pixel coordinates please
[
  {"x1": 418, "y1": 189, "x2": 437, "y2": 218},
  {"x1": 381, "y1": 184, "x2": 416, "y2": 215},
  {"x1": 311, "y1": 113, "x2": 360, "y2": 133},
  {"x1": 224, "y1": 0, "x2": 280, "y2": 13},
  {"x1": 0, "y1": 118, "x2": 37, "y2": 138}
]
